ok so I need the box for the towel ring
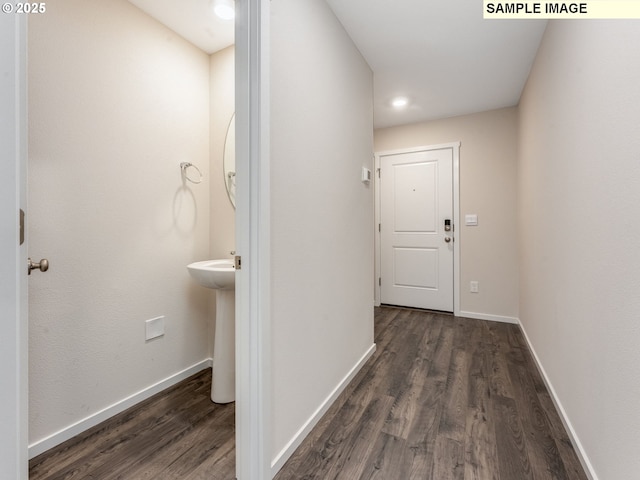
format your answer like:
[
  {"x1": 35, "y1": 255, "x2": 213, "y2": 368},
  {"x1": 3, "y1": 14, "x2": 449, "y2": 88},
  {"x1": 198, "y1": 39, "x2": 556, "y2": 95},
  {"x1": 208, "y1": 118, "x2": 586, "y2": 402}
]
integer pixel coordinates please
[{"x1": 180, "y1": 162, "x2": 202, "y2": 184}]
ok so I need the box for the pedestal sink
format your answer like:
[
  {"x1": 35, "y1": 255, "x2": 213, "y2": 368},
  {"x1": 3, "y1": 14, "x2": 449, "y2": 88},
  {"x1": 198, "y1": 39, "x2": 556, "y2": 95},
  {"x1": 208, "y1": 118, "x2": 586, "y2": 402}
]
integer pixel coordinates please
[{"x1": 187, "y1": 259, "x2": 235, "y2": 403}]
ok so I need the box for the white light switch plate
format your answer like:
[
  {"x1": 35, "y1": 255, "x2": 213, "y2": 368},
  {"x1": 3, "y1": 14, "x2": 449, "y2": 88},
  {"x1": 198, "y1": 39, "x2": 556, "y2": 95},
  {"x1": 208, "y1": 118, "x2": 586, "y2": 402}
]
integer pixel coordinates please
[{"x1": 465, "y1": 214, "x2": 478, "y2": 226}]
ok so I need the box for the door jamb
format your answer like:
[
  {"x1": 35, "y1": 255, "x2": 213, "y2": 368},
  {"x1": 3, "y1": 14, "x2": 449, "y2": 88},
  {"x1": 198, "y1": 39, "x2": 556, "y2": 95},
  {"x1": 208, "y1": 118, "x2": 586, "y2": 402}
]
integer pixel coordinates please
[
  {"x1": 235, "y1": 0, "x2": 271, "y2": 478},
  {"x1": 374, "y1": 142, "x2": 461, "y2": 316},
  {"x1": 0, "y1": 13, "x2": 29, "y2": 479}
]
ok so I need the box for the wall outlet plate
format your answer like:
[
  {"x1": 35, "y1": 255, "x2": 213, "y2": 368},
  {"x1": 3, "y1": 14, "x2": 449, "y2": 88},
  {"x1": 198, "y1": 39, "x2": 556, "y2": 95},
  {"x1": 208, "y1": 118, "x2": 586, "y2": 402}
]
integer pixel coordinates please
[{"x1": 145, "y1": 316, "x2": 165, "y2": 341}]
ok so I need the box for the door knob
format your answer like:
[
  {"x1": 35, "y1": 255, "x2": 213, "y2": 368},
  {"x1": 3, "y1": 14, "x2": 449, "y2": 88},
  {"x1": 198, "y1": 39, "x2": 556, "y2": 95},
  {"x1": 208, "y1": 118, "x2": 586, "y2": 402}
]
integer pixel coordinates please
[
  {"x1": 444, "y1": 237, "x2": 452, "y2": 243},
  {"x1": 28, "y1": 257, "x2": 49, "y2": 275}
]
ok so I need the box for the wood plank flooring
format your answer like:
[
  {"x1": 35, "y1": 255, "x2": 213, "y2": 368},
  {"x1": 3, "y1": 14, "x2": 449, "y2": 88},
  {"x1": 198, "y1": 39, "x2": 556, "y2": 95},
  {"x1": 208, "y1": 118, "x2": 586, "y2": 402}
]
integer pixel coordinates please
[
  {"x1": 274, "y1": 307, "x2": 588, "y2": 480},
  {"x1": 30, "y1": 306, "x2": 588, "y2": 479},
  {"x1": 29, "y1": 370, "x2": 236, "y2": 480}
]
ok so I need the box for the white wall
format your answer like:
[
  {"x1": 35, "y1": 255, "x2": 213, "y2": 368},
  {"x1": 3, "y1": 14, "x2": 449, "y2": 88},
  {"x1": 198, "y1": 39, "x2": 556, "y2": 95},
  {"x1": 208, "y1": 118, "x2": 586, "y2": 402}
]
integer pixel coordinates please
[
  {"x1": 270, "y1": 0, "x2": 375, "y2": 472},
  {"x1": 210, "y1": 45, "x2": 236, "y2": 260},
  {"x1": 518, "y1": 20, "x2": 640, "y2": 480},
  {"x1": 28, "y1": 0, "x2": 212, "y2": 449},
  {"x1": 209, "y1": 46, "x2": 236, "y2": 358},
  {"x1": 375, "y1": 108, "x2": 519, "y2": 321}
]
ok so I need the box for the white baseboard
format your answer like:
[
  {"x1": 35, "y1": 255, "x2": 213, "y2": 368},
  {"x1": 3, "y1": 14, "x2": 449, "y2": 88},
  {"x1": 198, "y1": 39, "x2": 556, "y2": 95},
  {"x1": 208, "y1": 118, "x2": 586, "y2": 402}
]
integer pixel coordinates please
[
  {"x1": 28, "y1": 358, "x2": 213, "y2": 459},
  {"x1": 518, "y1": 323, "x2": 598, "y2": 480},
  {"x1": 458, "y1": 310, "x2": 519, "y2": 324},
  {"x1": 270, "y1": 343, "x2": 377, "y2": 477}
]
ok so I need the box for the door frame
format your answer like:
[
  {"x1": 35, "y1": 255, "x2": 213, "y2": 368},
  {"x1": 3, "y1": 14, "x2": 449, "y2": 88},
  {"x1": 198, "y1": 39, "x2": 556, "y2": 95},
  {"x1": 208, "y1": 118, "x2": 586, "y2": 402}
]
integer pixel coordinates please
[
  {"x1": 235, "y1": 0, "x2": 271, "y2": 478},
  {"x1": 374, "y1": 142, "x2": 461, "y2": 316},
  {"x1": 2, "y1": 3, "x2": 272, "y2": 478},
  {"x1": 0, "y1": 13, "x2": 29, "y2": 479}
]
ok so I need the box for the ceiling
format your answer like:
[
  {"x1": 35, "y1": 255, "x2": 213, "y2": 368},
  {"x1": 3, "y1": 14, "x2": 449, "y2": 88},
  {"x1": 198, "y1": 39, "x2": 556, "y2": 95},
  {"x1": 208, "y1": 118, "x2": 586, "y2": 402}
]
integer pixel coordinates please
[
  {"x1": 128, "y1": 0, "x2": 547, "y2": 129},
  {"x1": 127, "y1": 0, "x2": 234, "y2": 54}
]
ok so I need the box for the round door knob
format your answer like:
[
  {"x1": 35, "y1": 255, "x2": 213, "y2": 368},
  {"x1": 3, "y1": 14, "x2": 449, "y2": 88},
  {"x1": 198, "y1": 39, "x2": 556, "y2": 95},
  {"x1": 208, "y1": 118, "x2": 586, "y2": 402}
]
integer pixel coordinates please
[
  {"x1": 444, "y1": 237, "x2": 452, "y2": 243},
  {"x1": 28, "y1": 257, "x2": 49, "y2": 275}
]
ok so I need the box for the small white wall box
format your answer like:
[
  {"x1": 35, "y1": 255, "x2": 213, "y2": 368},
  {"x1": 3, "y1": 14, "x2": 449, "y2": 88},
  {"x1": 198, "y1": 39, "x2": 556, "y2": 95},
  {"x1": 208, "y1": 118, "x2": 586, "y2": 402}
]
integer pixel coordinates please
[
  {"x1": 361, "y1": 167, "x2": 372, "y2": 183},
  {"x1": 145, "y1": 316, "x2": 165, "y2": 341},
  {"x1": 465, "y1": 214, "x2": 478, "y2": 226}
]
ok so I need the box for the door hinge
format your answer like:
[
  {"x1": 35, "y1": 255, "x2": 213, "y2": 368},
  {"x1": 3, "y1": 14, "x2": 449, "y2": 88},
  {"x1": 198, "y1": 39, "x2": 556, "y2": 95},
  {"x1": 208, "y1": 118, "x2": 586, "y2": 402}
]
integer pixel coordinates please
[
  {"x1": 234, "y1": 255, "x2": 242, "y2": 270},
  {"x1": 19, "y1": 209, "x2": 25, "y2": 246},
  {"x1": 378, "y1": 277, "x2": 381, "y2": 286},
  {"x1": 377, "y1": 168, "x2": 380, "y2": 178},
  {"x1": 378, "y1": 223, "x2": 381, "y2": 232}
]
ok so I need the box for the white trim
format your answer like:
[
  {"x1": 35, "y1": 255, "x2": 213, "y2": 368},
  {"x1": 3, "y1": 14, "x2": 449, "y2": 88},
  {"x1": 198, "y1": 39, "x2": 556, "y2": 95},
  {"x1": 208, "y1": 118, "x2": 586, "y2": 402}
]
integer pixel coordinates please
[
  {"x1": 518, "y1": 323, "x2": 598, "y2": 480},
  {"x1": 374, "y1": 152, "x2": 381, "y2": 308},
  {"x1": 0, "y1": 13, "x2": 28, "y2": 479},
  {"x1": 270, "y1": 344, "x2": 377, "y2": 477},
  {"x1": 374, "y1": 142, "x2": 461, "y2": 315},
  {"x1": 452, "y1": 144, "x2": 460, "y2": 316},
  {"x1": 457, "y1": 311, "x2": 519, "y2": 325},
  {"x1": 375, "y1": 142, "x2": 461, "y2": 157},
  {"x1": 28, "y1": 359, "x2": 212, "y2": 459},
  {"x1": 235, "y1": 0, "x2": 271, "y2": 478}
]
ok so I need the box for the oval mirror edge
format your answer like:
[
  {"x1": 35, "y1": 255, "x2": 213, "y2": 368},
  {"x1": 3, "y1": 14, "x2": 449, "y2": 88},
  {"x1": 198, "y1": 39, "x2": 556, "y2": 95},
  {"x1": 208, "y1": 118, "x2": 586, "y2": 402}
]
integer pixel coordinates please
[{"x1": 222, "y1": 113, "x2": 236, "y2": 209}]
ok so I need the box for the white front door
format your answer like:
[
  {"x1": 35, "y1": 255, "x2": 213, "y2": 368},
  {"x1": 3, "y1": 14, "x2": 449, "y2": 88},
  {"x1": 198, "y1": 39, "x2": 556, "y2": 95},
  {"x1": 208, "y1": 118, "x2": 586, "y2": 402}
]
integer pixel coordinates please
[
  {"x1": 379, "y1": 147, "x2": 454, "y2": 312},
  {"x1": 0, "y1": 13, "x2": 29, "y2": 479}
]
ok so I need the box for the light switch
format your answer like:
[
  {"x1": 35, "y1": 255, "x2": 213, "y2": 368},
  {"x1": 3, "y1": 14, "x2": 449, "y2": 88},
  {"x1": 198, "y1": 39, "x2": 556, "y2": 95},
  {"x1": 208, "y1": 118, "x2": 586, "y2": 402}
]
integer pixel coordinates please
[
  {"x1": 465, "y1": 214, "x2": 478, "y2": 226},
  {"x1": 361, "y1": 167, "x2": 372, "y2": 184}
]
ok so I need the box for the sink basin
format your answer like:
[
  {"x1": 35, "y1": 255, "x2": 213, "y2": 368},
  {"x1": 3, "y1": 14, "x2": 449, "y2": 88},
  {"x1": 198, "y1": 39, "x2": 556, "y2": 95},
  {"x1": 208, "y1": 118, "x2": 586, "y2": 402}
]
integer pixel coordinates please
[{"x1": 187, "y1": 259, "x2": 235, "y2": 290}]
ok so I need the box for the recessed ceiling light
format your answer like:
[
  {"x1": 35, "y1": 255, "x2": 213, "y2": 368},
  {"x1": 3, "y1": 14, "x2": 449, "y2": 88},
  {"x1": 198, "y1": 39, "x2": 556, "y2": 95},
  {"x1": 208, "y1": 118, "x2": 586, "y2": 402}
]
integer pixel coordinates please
[
  {"x1": 213, "y1": 0, "x2": 235, "y2": 20},
  {"x1": 391, "y1": 97, "x2": 409, "y2": 108}
]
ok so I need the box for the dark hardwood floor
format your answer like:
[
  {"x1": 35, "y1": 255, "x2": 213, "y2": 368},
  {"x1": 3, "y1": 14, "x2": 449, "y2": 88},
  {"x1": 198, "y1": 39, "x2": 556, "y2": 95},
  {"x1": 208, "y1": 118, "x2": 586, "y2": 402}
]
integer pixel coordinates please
[
  {"x1": 30, "y1": 306, "x2": 588, "y2": 479},
  {"x1": 274, "y1": 307, "x2": 588, "y2": 480},
  {"x1": 29, "y1": 370, "x2": 236, "y2": 480}
]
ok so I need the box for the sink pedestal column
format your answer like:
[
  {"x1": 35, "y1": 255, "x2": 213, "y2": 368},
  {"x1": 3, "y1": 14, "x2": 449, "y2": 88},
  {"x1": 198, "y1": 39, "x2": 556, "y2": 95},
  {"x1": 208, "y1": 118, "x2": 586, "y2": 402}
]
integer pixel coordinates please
[{"x1": 212, "y1": 289, "x2": 235, "y2": 403}]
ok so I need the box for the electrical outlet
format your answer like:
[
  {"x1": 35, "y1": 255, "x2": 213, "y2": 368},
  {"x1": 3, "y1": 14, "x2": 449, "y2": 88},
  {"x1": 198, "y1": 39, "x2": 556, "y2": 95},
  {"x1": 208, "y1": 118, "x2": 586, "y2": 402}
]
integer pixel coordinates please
[
  {"x1": 470, "y1": 281, "x2": 479, "y2": 293},
  {"x1": 145, "y1": 316, "x2": 165, "y2": 341}
]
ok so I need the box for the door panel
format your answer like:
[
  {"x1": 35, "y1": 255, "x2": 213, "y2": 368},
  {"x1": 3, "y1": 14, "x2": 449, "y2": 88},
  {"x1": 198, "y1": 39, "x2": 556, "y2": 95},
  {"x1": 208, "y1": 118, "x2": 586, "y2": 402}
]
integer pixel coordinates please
[
  {"x1": 393, "y1": 247, "x2": 438, "y2": 288},
  {"x1": 380, "y1": 148, "x2": 453, "y2": 311},
  {"x1": 394, "y1": 162, "x2": 437, "y2": 232}
]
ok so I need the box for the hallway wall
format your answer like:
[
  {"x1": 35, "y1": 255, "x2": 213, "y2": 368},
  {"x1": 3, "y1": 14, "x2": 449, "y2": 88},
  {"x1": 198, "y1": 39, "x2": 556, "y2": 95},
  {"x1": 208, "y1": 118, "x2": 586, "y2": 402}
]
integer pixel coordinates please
[
  {"x1": 28, "y1": 0, "x2": 211, "y2": 451},
  {"x1": 518, "y1": 20, "x2": 640, "y2": 480},
  {"x1": 270, "y1": 0, "x2": 375, "y2": 472}
]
